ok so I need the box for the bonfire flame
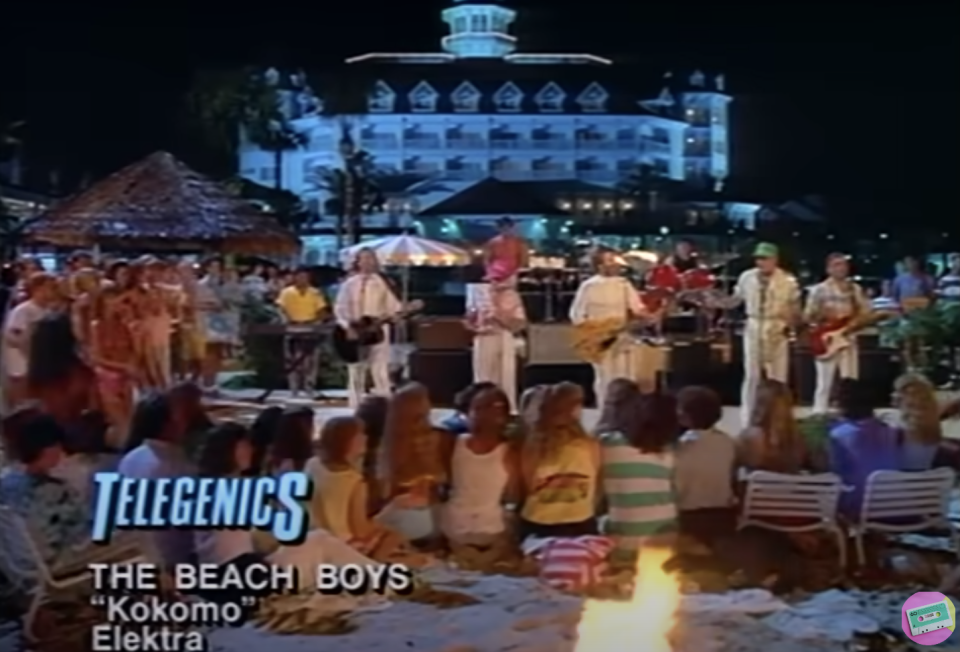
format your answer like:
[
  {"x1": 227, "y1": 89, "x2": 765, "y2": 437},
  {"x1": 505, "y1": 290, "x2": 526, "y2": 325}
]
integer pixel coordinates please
[{"x1": 575, "y1": 546, "x2": 679, "y2": 652}]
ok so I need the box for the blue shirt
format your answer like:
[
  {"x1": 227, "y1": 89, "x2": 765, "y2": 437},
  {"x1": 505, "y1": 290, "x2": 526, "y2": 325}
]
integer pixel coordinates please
[
  {"x1": 828, "y1": 418, "x2": 901, "y2": 516},
  {"x1": 0, "y1": 469, "x2": 91, "y2": 566},
  {"x1": 890, "y1": 272, "x2": 934, "y2": 303}
]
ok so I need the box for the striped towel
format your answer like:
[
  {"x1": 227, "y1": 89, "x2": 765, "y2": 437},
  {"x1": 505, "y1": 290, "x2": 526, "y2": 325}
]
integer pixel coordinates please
[{"x1": 524, "y1": 536, "x2": 614, "y2": 591}]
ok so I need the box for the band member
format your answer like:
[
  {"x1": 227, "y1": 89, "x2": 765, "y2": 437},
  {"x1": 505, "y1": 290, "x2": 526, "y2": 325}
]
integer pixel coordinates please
[
  {"x1": 483, "y1": 216, "x2": 529, "y2": 286},
  {"x1": 465, "y1": 283, "x2": 525, "y2": 412},
  {"x1": 666, "y1": 239, "x2": 699, "y2": 273},
  {"x1": 570, "y1": 246, "x2": 646, "y2": 405},
  {"x1": 334, "y1": 248, "x2": 401, "y2": 407},
  {"x1": 734, "y1": 242, "x2": 800, "y2": 425},
  {"x1": 276, "y1": 267, "x2": 328, "y2": 397},
  {"x1": 804, "y1": 253, "x2": 870, "y2": 414}
]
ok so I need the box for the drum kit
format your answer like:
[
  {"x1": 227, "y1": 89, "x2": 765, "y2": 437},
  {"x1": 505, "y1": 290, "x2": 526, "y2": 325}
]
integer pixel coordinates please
[{"x1": 621, "y1": 250, "x2": 739, "y2": 317}]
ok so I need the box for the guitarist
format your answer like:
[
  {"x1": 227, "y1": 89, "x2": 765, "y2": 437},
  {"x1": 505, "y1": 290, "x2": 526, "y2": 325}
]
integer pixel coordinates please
[
  {"x1": 570, "y1": 246, "x2": 647, "y2": 405},
  {"x1": 334, "y1": 248, "x2": 402, "y2": 408},
  {"x1": 804, "y1": 253, "x2": 870, "y2": 414}
]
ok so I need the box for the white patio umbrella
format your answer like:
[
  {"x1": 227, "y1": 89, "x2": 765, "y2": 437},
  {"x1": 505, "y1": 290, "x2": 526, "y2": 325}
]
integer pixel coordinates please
[{"x1": 338, "y1": 233, "x2": 473, "y2": 315}]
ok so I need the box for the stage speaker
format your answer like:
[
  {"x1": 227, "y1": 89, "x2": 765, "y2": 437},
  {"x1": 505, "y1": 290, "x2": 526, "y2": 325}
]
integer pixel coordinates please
[
  {"x1": 859, "y1": 347, "x2": 900, "y2": 407},
  {"x1": 790, "y1": 345, "x2": 815, "y2": 406},
  {"x1": 661, "y1": 341, "x2": 717, "y2": 392},
  {"x1": 407, "y1": 350, "x2": 473, "y2": 407},
  {"x1": 412, "y1": 317, "x2": 472, "y2": 351},
  {"x1": 522, "y1": 363, "x2": 596, "y2": 407}
]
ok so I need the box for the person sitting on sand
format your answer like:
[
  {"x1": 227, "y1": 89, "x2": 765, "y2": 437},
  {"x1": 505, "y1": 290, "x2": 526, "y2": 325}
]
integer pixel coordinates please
[
  {"x1": 441, "y1": 386, "x2": 520, "y2": 558},
  {"x1": 674, "y1": 386, "x2": 737, "y2": 545},
  {"x1": 306, "y1": 416, "x2": 428, "y2": 565},
  {"x1": 519, "y1": 382, "x2": 599, "y2": 540},
  {"x1": 439, "y1": 382, "x2": 498, "y2": 435}
]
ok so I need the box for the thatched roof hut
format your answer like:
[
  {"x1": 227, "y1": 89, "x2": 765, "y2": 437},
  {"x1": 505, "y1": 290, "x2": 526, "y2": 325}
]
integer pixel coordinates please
[{"x1": 27, "y1": 151, "x2": 300, "y2": 255}]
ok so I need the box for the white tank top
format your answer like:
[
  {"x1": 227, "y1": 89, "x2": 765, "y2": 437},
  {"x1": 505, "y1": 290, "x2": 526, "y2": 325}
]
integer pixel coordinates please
[{"x1": 442, "y1": 434, "x2": 509, "y2": 537}]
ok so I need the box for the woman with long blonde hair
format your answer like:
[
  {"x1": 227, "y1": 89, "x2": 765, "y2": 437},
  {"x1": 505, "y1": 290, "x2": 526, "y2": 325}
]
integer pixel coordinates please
[
  {"x1": 519, "y1": 381, "x2": 599, "y2": 539},
  {"x1": 892, "y1": 372, "x2": 942, "y2": 470},
  {"x1": 737, "y1": 379, "x2": 806, "y2": 473}
]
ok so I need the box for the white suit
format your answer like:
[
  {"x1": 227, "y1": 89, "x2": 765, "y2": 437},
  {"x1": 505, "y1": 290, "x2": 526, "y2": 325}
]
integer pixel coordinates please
[
  {"x1": 569, "y1": 274, "x2": 644, "y2": 405},
  {"x1": 734, "y1": 268, "x2": 800, "y2": 425},
  {"x1": 334, "y1": 273, "x2": 402, "y2": 407},
  {"x1": 804, "y1": 278, "x2": 868, "y2": 413},
  {"x1": 466, "y1": 283, "x2": 520, "y2": 412}
]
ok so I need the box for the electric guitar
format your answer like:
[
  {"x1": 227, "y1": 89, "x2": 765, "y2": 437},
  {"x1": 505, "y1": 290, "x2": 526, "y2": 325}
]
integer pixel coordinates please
[
  {"x1": 571, "y1": 317, "x2": 637, "y2": 364},
  {"x1": 332, "y1": 300, "x2": 424, "y2": 363},
  {"x1": 808, "y1": 311, "x2": 892, "y2": 360}
]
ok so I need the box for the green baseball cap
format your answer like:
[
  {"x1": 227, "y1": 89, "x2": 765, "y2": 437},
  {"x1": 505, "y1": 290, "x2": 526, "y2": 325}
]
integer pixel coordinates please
[{"x1": 753, "y1": 242, "x2": 779, "y2": 258}]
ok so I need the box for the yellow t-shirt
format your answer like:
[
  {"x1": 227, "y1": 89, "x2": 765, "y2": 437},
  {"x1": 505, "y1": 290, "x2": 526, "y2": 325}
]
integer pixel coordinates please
[
  {"x1": 521, "y1": 438, "x2": 597, "y2": 525},
  {"x1": 277, "y1": 286, "x2": 327, "y2": 323}
]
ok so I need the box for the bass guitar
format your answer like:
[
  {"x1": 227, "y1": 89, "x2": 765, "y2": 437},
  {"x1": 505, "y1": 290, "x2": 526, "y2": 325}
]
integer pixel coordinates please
[
  {"x1": 808, "y1": 311, "x2": 892, "y2": 360},
  {"x1": 332, "y1": 300, "x2": 424, "y2": 364}
]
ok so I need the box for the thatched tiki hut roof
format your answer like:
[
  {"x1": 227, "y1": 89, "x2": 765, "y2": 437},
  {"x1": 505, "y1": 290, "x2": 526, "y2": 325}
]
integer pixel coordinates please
[{"x1": 27, "y1": 151, "x2": 300, "y2": 255}]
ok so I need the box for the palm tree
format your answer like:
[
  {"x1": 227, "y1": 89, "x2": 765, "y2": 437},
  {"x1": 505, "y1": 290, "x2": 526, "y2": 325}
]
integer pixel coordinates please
[
  {"x1": 617, "y1": 163, "x2": 673, "y2": 215},
  {"x1": 184, "y1": 67, "x2": 306, "y2": 189},
  {"x1": 223, "y1": 177, "x2": 310, "y2": 234}
]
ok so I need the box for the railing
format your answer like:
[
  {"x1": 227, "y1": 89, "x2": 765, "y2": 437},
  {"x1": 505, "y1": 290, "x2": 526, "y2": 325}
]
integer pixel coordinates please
[
  {"x1": 530, "y1": 139, "x2": 574, "y2": 150},
  {"x1": 402, "y1": 166, "x2": 441, "y2": 175},
  {"x1": 445, "y1": 136, "x2": 488, "y2": 149},
  {"x1": 640, "y1": 140, "x2": 671, "y2": 155},
  {"x1": 489, "y1": 138, "x2": 526, "y2": 149},
  {"x1": 575, "y1": 139, "x2": 621, "y2": 150},
  {"x1": 402, "y1": 136, "x2": 443, "y2": 149},
  {"x1": 359, "y1": 136, "x2": 399, "y2": 149}
]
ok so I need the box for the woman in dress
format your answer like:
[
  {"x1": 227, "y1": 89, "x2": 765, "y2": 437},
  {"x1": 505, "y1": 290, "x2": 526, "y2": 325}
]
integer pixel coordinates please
[
  {"x1": 89, "y1": 282, "x2": 140, "y2": 448},
  {"x1": 196, "y1": 257, "x2": 230, "y2": 392},
  {"x1": 70, "y1": 267, "x2": 102, "y2": 352}
]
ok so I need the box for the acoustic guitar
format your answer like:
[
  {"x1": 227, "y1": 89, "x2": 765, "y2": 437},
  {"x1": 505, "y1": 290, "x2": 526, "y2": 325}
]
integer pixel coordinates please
[
  {"x1": 808, "y1": 311, "x2": 892, "y2": 360},
  {"x1": 332, "y1": 300, "x2": 424, "y2": 364},
  {"x1": 571, "y1": 317, "x2": 632, "y2": 364}
]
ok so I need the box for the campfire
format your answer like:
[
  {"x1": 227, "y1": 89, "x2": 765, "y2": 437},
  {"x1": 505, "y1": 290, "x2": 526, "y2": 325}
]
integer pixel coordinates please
[{"x1": 575, "y1": 546, "x2": 680, "y2": 652}]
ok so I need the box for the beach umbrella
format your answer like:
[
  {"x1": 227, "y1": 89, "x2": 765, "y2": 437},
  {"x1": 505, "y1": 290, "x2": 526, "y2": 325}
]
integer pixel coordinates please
[{"x1": 338, "y1": 235, "x2": 471, "y2": 268}]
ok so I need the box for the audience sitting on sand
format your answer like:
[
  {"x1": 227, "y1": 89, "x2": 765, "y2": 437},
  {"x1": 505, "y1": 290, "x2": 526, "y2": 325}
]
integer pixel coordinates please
[
  {"x1": 737, "y1": 379, "x2": 808, "y2": 474},
  {"x1": 306, "y1": 416, "x2": 428, "y2": 565},
  {"x1": 440, "y1": 385, "x2": 520, "y2": 558},
  {"x1": 354, "y1": 395, "x2": 389, "y2": 511},
  {"x1": 519, "y1": 382, "x2": 599, "y2": 540},
  {"x1": 0, "y1": 412, "x2": 143, "y2": 570},
  {"x1": 674, "y1": 385, "x2": 738, "y2": 546},
  {"x1": 376, "y1": 383, "x2": 450, "y2": 543},
  {"x1": 596, "y1": 379, "x2": 679, "y2": 554},
  {"x1": 440, "y1": 381, "x2": 497, "y2": 435},
  {"x1": 194, "y1": 422, "x2": 391, "y2": 592}
]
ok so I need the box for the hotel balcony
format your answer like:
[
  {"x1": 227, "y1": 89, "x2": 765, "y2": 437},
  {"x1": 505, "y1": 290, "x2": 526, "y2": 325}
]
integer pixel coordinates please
[
  {"x1": 641, "y1": 140, "x2": 672, "y2": 155},
  {"x1": 445, "y1": 135, "x2": 488, "y2": 150},
  {"x1": 402, "y1": 135, "x2": 443, "y2": 149},
  {"x1": 443, "y1": 168, "x2": 487, "y2": 181},
  {"x1": 575, "y1": 138, "x2": 620, "y2": 150},
  {"x1": 490, "y1": 137, "x2": 526, "y2": 150},
  {"x1": 359, "y1": 135, "x2": 400, "y2": 149},
  {"x1": 530, "y1": 138, "x2": 574, "y2": 150}
]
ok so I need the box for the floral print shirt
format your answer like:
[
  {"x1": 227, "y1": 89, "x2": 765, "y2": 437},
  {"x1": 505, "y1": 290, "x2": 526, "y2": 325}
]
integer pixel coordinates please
[{"x1": 0, "y1": 468, "x2": 91, "y2": 566}]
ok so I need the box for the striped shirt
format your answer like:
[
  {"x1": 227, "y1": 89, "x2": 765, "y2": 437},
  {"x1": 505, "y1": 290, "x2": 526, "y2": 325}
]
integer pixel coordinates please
[
  {"x1": 804, "y1": 278, "x2": 868, "y2": 322},
  {"x1": 938, "y1": 273, "x2": 960, "y2": 300},
  {"x1": 599, "y1": 431, "x2": 677, "y2": 550}
]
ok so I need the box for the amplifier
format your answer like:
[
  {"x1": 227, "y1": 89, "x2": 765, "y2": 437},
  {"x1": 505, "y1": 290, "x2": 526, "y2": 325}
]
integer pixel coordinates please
[
  {"x1": 407, "y1": 350, "x2": 473, "y2": 407},
  {"x1": 412, "y1": 317, "x2": 472, "y2": 351},
  {"x1": 526, "y1": 323, "x2": 581, "y2": 365},
  {"x1": 790, "y1": 345, "x2": 815, "y2": 405}
]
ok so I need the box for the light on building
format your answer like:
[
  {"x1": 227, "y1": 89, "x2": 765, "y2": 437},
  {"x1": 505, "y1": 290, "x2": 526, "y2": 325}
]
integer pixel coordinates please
[
  {"x1": 659, "y1": 226, "x2": 669, "y2": 235},
  {"x1": 879, "y1": 233, "x2": 888, "y2": 239},
  {"x1": 558, "y1": 200, "x2": 572, "y2": 210},
  {"x1": 581, "y1": 201, "x2": 593, "y2": 210},
  {"x1": 602, "y1": 202, "x2": 613, "y2": 210},
  {"x1": 619, "y1": 200, "x2": 634, "y2": 210}
]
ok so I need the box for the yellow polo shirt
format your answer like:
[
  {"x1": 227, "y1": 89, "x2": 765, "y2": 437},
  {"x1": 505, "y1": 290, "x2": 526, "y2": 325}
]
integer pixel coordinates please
[{"x1": 277, "y1": 286, "x2": 327, "y2": 323}]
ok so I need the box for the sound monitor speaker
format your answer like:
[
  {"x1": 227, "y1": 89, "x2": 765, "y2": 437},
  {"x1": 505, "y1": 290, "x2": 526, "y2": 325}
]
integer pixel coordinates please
[
  {"x1": 412, "y1": 317, "x2": 472, "y2": 351},
  {"x1": 407, "y1": 350, "x2": 473, "y2": 407},
  {"x1": 790, "y1": 345, "x2": 815, "y2": 406}
]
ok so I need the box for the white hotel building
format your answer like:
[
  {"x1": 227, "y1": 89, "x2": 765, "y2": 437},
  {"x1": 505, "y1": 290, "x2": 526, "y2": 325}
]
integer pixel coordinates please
[{"x1": 238, "y1": 1, "x2": 750, "y2": 261}]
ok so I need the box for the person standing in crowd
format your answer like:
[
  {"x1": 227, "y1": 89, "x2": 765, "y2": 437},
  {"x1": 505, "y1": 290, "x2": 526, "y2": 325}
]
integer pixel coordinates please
[
  {"x1": 276, "y1": 267, "x2": 328, "y2": 397},
  {"x1": 732, "y1": 242, "x2": 800, "y2": 426},
  {"x1": 483, "y1": 216, "x2": 529, "y2": 286},
  {"x1": 2, "y1": 272, "x2": 58, "y2": 410},
  {"x1": 334, "y1": 248, "x2": 402, "y2": 407},
  {"x1": 195, "y1": 257, "x2": 232, "y2": 394},
  {"x1": 569, "y1": 246, "x2": 646, "y2": 405},
  {"x1": 937, "y1": 253, "x2": 960, "y2": 301},
  {"x1": 804, "y1": 252, "x2": 870, "y2": 414},
  {"x1": 890, "y1": 254, "x2": 935, "y2": 307}
]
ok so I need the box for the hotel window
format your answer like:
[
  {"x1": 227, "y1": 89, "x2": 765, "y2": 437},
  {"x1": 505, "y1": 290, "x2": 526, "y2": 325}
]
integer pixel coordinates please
[
  {"x1": 535, "y1": 82, "x2": 565, "y2": 113},
  {"x1": 368, "y1": 80, "x2": 396, "y2": 113},
  {"x1": 451, "y1": 82, "x2": 481, "y2": 113},
  {"x1": 576, "y1": 82, "x2": 608, "y2": 113},
  {"x1": 493, "y1": 82, "x2": 523, "y2": 112},
  {"x1": 408, "y1": 81, "x2": 438, "y2": 113}
]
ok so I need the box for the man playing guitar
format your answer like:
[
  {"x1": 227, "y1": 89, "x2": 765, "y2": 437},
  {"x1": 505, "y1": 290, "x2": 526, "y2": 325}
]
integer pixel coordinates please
[
  {"x1": 334, "y1": 248, "x2": 403, "y2": 407},
  {"x1": 570, "y1": 246, "x2": 647, "y2": 405},
  {"x1": 804, "y1": 253, "x2": 870, "y2": 414},
  {"x1": 276, "y1": 267, "x2": 328, "y2": 397}
]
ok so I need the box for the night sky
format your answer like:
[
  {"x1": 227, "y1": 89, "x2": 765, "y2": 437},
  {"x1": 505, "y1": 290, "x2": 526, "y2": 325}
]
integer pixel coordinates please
[{"x1": 2, "y1": 1, "x2": 957, "y2": 227}]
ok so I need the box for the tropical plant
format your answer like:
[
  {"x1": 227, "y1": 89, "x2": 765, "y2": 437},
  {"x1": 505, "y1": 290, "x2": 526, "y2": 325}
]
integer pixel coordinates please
[
  {"x1": 184, "y1": 67, "x2": 307, "y2": 187},
  {"x1": 224, "y1": 177, "x2": 310, "y2": 233},
  {"x1": 878, "y1": 302, "x2": 960, "y2": 375}
]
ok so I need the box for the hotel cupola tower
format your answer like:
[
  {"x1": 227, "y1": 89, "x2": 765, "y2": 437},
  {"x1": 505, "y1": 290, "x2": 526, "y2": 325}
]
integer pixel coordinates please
[{"x1": 441, "y1": 1, "x2": 518, "y2": 58}]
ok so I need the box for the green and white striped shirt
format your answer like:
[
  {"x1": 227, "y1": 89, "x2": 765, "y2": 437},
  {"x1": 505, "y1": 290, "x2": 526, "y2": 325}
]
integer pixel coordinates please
[{"x1": 599, "y1": 431, "x2": 677, "y2": 551}]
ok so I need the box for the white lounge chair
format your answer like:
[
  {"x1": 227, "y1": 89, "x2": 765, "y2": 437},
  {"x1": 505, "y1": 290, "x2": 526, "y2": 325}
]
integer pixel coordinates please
[
  {"x1": 0, "y1": 505, "x2": 146, "y2": 642},
  {"x1": 851, "y1": 467, "x2": 958, "y2": 566},
  {"x1": 738, "y1": 471, "x2": 847, "y2": 568}
]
